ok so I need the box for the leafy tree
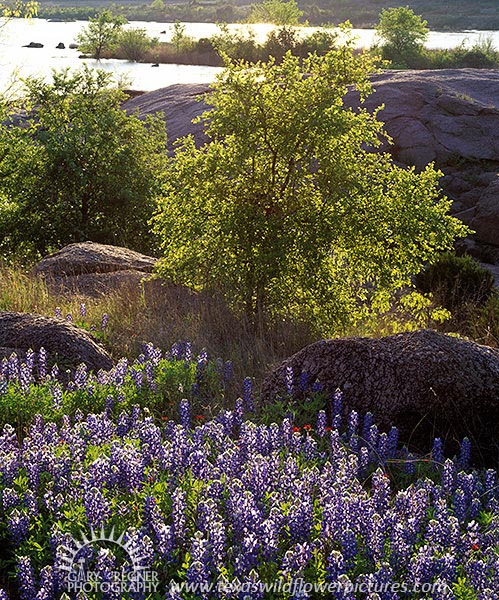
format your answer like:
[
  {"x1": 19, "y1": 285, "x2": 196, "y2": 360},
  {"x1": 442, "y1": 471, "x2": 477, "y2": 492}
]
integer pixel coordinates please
[
  {"x1": 249, "y1": 0, "x2": 303, "y2": 26},
  {"x1": 0, "y1": 67, "x2": 167, "y2": 258},
  {"x1": 152, "y1": 49, "x2": 468, "y2": 331},
  {"x1": 76, "y1": 10, "x2": 127, "y2": 60},
  {"x1": 118, "y1": 28, "x2": 158, "y2": 61},
  {"x1": 375, "y1": 6, "x2": 428, "y2": 64}
]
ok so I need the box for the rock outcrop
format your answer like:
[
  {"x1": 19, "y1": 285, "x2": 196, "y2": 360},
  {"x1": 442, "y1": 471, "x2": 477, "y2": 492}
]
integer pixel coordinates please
[
  {"x1": 33, "y1": 242, "x2": 157, "y2": 297},
  {"x1": 123, "y1": 70, "x2": 499, "y2": 264},
  {"x1": 0, "y1": 311, "x2": 113, "y2": 372},
  {"x1": 261, "y1": 330, "x2": 499, "y2": 465}
]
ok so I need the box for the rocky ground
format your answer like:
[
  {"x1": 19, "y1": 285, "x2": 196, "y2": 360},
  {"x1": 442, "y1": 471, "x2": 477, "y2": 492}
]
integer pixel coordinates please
[{"x1": 124, "y1": 69, "x2": 499, "y2": 269}]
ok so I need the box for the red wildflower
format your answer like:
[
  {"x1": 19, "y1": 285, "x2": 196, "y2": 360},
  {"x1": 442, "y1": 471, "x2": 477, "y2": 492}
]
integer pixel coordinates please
[
  {"x1": 194, "y1": 415, "x2": 205, "y2": 420},
  {"x1": 471, "y1": 543, "x2": 480, "y2": 551},
  {"x1": 292, "y1": 426, "x2": 301, "y2": 433},
  {"x1": 303, "y1": 424, "x2": 312, "y2": 431}
]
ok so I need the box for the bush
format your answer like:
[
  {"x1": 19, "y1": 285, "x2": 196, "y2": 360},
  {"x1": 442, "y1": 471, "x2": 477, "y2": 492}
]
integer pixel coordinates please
[
  {"x1": 117, "y1": 27, "x2": 158, "y2": 62},
  {"x1": 415, "y1": 253, "x2": 495, "y2": 310},
  {"x1": 0, "y1": 68, "x2": 167, "y2": 259}
]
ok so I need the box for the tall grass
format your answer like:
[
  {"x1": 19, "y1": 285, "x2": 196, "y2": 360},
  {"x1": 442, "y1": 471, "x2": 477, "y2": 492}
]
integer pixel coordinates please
[{"x1": 1, "y1": 264, "x2": 497, "y2": 388}]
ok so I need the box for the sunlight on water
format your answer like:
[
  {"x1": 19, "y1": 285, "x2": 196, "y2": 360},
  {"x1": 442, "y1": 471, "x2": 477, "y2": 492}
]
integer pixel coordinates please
[{"x1": 1, "y1": 18, "x2": 498, "y2": 93}]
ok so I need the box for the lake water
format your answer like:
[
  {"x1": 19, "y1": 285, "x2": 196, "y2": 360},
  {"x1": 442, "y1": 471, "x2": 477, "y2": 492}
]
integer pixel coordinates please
[{"x1": 1, "y1": 18, "x2": 499, "y2": 93}]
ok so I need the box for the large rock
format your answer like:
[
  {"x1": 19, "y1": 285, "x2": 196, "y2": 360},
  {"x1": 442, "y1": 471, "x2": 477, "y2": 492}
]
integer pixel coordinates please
[
  {"x1": 262, "y1": 330, "x2": 499, "y2": 465},
  {"x1": 33, "y1": 242, "x2": 157, "y2": 296},
  {"x1": 123, "y1": 84, "x2": 209, "y2": 151},
  {"x1": 34, "y1": 241, "x2": 157, "y2": 278},
  {"x1": 0, "y1": 312, "x2": 113, "y2": 372}
]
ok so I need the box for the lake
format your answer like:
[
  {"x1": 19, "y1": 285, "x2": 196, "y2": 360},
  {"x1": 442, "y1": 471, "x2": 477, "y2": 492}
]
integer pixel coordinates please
[{"x1": 1, "y1": 18, "x2": 499, "y2": 93}]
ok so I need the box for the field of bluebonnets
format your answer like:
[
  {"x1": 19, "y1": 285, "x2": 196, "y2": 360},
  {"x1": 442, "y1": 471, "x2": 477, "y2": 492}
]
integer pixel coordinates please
[{"x1": 0, "y1": 308, "x2": 498, "y2": 599}]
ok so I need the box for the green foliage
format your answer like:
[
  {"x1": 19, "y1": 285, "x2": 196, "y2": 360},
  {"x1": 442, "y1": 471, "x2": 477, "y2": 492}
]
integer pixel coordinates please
[
  {"x1": 152, "y1": 49, "x2": 468, "y2": 332},
  {"x1": 75, "y1": 10, "x2": 127, "y2": 60},
  {"x1": 210, "y1": 23, "x2": 260, "y2": 62},
  {"x1": 117, "y1": 27, "x2": 158, "y2": 61},
  {"x1": 248, "y1": 0, "x2": 303, "y2": 25},
  {"x1": 375, "y1": 6, "x2": 429, "y2": 66},
  {"x1": 415, "y1": 253, "x2": 495, "y2": 311},
  {"x1": 170, "y1": 20, "x2": 195, "y2": 54},
  {"x1": 0, "y1": 67, "x2": 167, "y2": 258}
]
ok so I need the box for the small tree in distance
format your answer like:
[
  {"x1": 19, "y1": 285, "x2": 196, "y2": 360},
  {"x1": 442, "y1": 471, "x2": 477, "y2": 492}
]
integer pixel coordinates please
[
  {"x1": 76, "y1": 10, "x2": 127, "y2": 60},
  {"x1": 248, "y1": 0, "x2": 303, "y2": 26},
  {"x1": 375, "y1": 6, "x2": 429, "y2": 66},
  {"x1": 118, "y1": 28, "x2": 158, "y2": 62},
  {"x1": 153, "y1": 45, "x2": 468, "y2": 333}
]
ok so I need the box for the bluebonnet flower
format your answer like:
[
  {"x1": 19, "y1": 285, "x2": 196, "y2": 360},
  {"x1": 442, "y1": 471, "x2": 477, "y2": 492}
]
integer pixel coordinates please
[
  {"x1": 223, "y1": 360, "x2": 233, "y2": 384},
  {"x1": 186, "y1": 531, "x2": 211, "y2": 589},
  {"x1": 8, "y1": 508, "x2": 30, "y2": 544},
  {"x1": 79, "y1": 303, "x2": 86, "y2": 318},
  {"x1": 362, "y1": 412, "x2": 374, "y2": 443},
  {"x1": 83, "y1": 486, "x2": 111, "y2": 529},
  {"x1": 341, "y1": 528, "x2": 357, "y2": 568},
  {"x1": 65, "y1": 313, "x2": 73, "y2": 323},
  {"x1": 288, "y1": 496, "x2": 313, "y2": 542},
  {"x1": 17, "y1": 556, "x2": 36, "y2": 600},
  {"x1": 51, "y1": 384, "x2": 63, "y2": 410},
  {"x1": 387, "y1": 426, "x2": 399, "y2": 459},
  {"x1": 432, "y1": 437, "x2": 445, "y2": 466},
  {"x1": 179, "y1": 398, "x2": 191, "y2": 429},
  {"x1": 316, "y1": 410, "x2": 327, "y2": 437},
  {"x1": 332, "y1": 389, "x2": 342, "y2": 429},
  {"x1": 458, "y1": 437, "x2": 471, "y2": 471},
  {"x1": 298, "y1": 371, "x2": 310, "y2": 392},
  {"x1": 347, "y1": 410, "x2": 358, "y2": 440},
  {"x1": 101, "y1": 313, "x2": 109, "y2": 330},
  {"x1": 442, "y1": 459, "x2": 456, "y2": 496},
  {"x1": 311, "y1": 380, "x2": 323, "y2": 394},
  {"x1": 36, "y1": 566, "x2": 55, "y2": 600},
  {"x1": 281, "y1": 542, "x2": 312, "y2": 576},
  {"x1": 54, "y1": 307, "x2": 62, "y2": 318},
  {"x1": 172, "y1": 488, "x2": 186, "y2": 543},
  {"x1": 37, "y1": 347, "x2": 47, "y2": 379},
  {"x1": 243, "y1": 377, "x2": 255, "y2": 413},
  {"x1": 326, "y1": 550, "x2": 346, "y2": 582}
]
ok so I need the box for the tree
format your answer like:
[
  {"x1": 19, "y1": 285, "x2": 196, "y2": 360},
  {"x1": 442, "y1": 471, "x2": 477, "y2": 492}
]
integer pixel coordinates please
[
  {"x1": 248, "y1": 0, "x2": 303, "y2": 26},
  {"x1": 0, "y1": 67, "x2": 167, "y2": 258},
  {"x1": 375, "y1": 6, "x2": 428, "y2": 63},
  {"x1": 170, "y1": 20, "x2": 195, "y2": 54},
  {"x1": 76, "y1": 10, "x2": 127, "y2": 60},
  {"x1": 152, "y1": 49, "x2": 468, "y2": 332},
  {"x1": 118, "y1": 28, "x2": 158, "y2": 62}
]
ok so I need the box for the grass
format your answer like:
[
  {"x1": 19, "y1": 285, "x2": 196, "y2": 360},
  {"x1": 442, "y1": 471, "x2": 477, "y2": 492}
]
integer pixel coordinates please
[{"x1": 0, "y1": 263, "x2": 317, "y2": 388}]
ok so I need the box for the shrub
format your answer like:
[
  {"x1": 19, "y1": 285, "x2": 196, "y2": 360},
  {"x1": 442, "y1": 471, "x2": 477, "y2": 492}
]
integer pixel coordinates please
[
  {"x1": 0, "y1": 67, "x2": 167, "y2": 258},
  {"x1": 117, "y1": 27, "x2": 158, "y2": 62},
  {"x1": 415, "y1": 252, "x2": 495, "y2": 310},
  {"x1": 375, "y1": 6, "x2": 428, "y2": 68}
]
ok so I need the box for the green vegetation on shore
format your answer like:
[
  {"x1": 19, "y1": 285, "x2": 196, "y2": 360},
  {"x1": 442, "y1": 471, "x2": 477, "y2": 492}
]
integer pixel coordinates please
[
  {"x1": 35, "y1": 0, "x2": 499, "y2": 30},
  {"x1": 69, "y1": 4, "x2": 499, "y2": 70}
]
